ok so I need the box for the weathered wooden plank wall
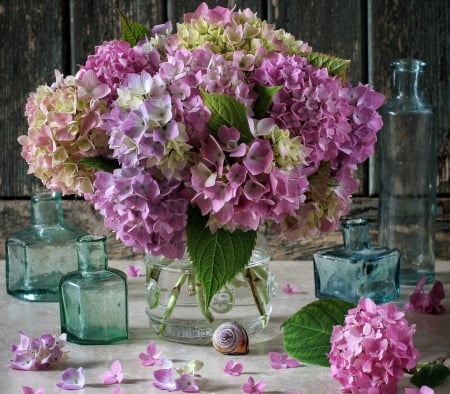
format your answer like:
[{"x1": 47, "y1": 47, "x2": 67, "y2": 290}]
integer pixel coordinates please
[{"x1": 1, "y1": 0, "x2": 449, "y2": 260}]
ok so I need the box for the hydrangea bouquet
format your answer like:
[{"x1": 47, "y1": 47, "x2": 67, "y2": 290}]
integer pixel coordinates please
[{"x1": 19, "y1": 3, "x2": 383, "y2": 313}]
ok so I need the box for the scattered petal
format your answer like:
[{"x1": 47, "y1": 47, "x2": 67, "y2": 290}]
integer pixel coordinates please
[
  {"x1": 139, "y1": 341, "x2": 162, "y2": 366},
  {"x1": 176, "y1": 373, "x2": 200, "y2": 393},
  {"x1": 405, "y1": 386, "x2": 435, "y2": 394},
  {"x1": 101, "y1": 360, "x2": 124, "y2": 385},
  {"x1": 176, "y1": 359, "x2": 204, "y2": 376},
  {"x1": 282, "y1": 283, "x2": 298, "y2": 295},
  {"x1": 242, "y1": 376, "x2": 266, "y2": 394},
  {"x1": 404, "y1": 276, "x2": 446, "y2": 315},
  {"x1": 112, "y1": 387, "x2": 122, "y2": 394},
  {"x1": 127, "y1": 264, "x2": 141, "y2": 277},
  {"x1": 56, "y1": 367, "x2": 85, "y2": 390},
  {"x1": 153, "y1": 367, "x2": 177, "y2": 391},
  {"x1": 21, "y1": 387, "x2": 45, "y2": 394},
  {"x1": 269, "y1": 352, "x2": 301, "y2": 369},
  {"x1": 224, "y1": 359, "x2": 244, "y2": 376}
]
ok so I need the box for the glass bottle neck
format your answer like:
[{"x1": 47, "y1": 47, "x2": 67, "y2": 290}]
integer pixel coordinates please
[
  {"x1": 77, "y1": 235, "x2": 108, "y2": 273},
  {"x1": 341, "y1": 218, "x2": 370, "y2": 251},
  {"x1": 391, "y1": 59, "x2": 425, "y2": 100},
  {"x1": 31, "y1": 191, "x2": 64, "y2": 227}
]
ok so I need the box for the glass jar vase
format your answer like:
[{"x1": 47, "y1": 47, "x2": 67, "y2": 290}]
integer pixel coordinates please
[{"x1": 145, "y1": 235, "x2": 275, "y2": 344}]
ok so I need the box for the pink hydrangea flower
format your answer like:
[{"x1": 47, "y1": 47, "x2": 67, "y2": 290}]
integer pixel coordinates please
[
  {"x1": 404, "y1": 276, "x2": 446, "y2": 315},
  {"x1": 10, "y1": 332, "x2": 67, "y2": 371},
  {"x1": 100, "y1": 360, "x2": 124, "y2": 385},
  {"x1": 224, "y1": 359, "x2": 244, "y2": 376},
  {"x1": 328, "y1": 297, "x2": 419, "y2": 393}
]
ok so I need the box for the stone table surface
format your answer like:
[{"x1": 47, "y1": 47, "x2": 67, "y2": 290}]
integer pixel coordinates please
[{"x1": 1, "y1": 259, "x2": 449, "y2": 394}]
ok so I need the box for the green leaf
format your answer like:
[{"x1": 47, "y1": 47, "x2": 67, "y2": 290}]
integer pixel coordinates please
[
  {"x1": 118, "y1": 9, "x2": 149, "y2": 47},
  {"x1": 201, "y1": 90, "x2": 253, "y2": 143},
  {"x1": 281, "y1": 298, "x2": 354, "y2": 366},
  {"x1": 253, "y1": 84, "x2": 282, "y2": 119},
  {"x1": 186, "y1": 207, "x2": 257, "y2": 310},
  {"x1": 411, "y1": 363, "x2": 450, "y2": 388},
  {"x1": 301, "y1": 52, "x2": 351, "y2": 79},
  {"x1": 73, "y1": 157, "x2": 119, "y2": 173}
]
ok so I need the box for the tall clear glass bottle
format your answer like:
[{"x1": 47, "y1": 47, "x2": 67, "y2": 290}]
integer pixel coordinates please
[
  {"x1": 378, "y1": 59, "x2": 436, "y2": 285},
  {"x1": 59, "y1": 235, "x2": 128, "y2": 344},
  {"x1": 6, "y1": 191, "x2": 86, "y2": 301}
]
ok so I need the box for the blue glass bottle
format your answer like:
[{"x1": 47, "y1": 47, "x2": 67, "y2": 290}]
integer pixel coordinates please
[
  {"x1": 6, "y1": 191, "x2": 86, "y2": 301},
  {"x1": 313, "y1": 218, "x2": 400, "y2": 304},
  {"x1": 59, "y1": 235, "x2": 128, "y2": 344}
]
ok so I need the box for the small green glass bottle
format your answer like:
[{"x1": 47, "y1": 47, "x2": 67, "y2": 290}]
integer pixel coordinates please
[
  {"x1": 59, "y1": 235, "x2": 128, "y2": 344},
  {"x1": 6, "y1": 191, "x2": 86, "y2": 302}
]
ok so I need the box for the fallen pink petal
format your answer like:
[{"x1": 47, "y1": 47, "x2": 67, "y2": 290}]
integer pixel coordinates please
[
  {"x1": 127, "y1": 264, "x2": 141, "y2": 277},
  {"x1": 405, "y1": 386, "x2": 434, "y2": 394},
  {"x1": 224, "y1": 359, "x2": 244, "y2": 376},
  {"x1": 176, "y1": 373, "x2": 200, "y2": 393},
  {"x1": 242, "y1": 376, "x2": 266, "y2": 394},
  {"x1": 153, "y1": 367, "x2": 177, "y2": 391},
  {"x1": 56, "y1": 367, "x2": 85, "y2": 390},
  {"x1": 101, "y1": 359, "x2": 124, "y2": 385},
  {"x1": 282, "y1": 283, "x2": 298, "y2": 295},
  {"x1": 139, "y1": 341, "x2": 162, "y2": 366},
  {"x1": 269, "y1": 352, "x2": 301, "y2": 369},
  {"x1": 21, "y1": 387, "x2": 45, "y2": 394},
  {"x1": 404, "y1": 276, "x2": 446, "y2": 315}
]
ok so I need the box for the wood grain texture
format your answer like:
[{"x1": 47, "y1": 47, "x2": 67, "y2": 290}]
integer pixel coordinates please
[
  {"x1": 0, "y1": 0, "x2": 66, "y2": 196},
  {"x1": 369, "y1": 0, "x2": 450, "y2": 194}
]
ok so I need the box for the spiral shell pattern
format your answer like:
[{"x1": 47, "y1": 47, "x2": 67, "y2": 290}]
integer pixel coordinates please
[{"x1": 212, "y1": 322, "x2": 249, "y2": 355}]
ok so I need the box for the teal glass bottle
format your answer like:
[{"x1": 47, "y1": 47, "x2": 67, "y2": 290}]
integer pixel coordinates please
[
  {"x1": 6, "y1": 191, "x2": 86, "y2": 302},
  {"x1": 313, "y1": 218, "x2": 400, "y2": 304},
  {"x1": 59, "y1": 235, "x2": 128, "y2": 345},
  {"x1": 378, "y1": 59, "x2": 436, "y2": 285}
]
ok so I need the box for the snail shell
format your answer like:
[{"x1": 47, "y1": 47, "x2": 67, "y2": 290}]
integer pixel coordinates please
[{"x1": 212, "y1": 322, "x2": 249, "y2": 355}]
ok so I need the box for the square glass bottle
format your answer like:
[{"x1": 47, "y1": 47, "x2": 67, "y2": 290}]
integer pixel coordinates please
[
  {"x1": 6, "y1": 191, "x2": 86, "y2": 302},
  {"x1": 313, "y1": 218, "x2": 400, "y2": 304},
  {"x1": 59, "y1": 235, "x2": 128, "y2": 344}
]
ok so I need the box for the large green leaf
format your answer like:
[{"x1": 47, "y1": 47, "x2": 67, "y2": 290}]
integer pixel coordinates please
[
  {"x1": 411, "y1": 363, "x2": 450, "y2": 388},
  {"x1": 281, "y1": 298, "x2": 354, "y2": 366},
  {"x1": 253, "y1": 84, "x2": 282, "y2": 119},
  {"x1": 201, "y1": 91, "x2": 253, "y2": 143},
  {"x1": 186, "y1": 208, "x2": 257, "y2": 310},
  {"x1": 301, "y1": 52, "x2": 351, "y2": 79},
  {"x1": 118, "y1": 10, "x2": 149, "y2": 47}
]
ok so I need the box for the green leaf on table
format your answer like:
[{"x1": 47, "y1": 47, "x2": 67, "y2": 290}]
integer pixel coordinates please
[
  {"x1": 186, "y1": 207, "x2": 257, "y2": 311},
  {"x1": 253, "y1": 84, "x2": 282, "y2": 119},
  {"x1": 281, "y1": 298, "x2": 354, "y2": 367},
  {"x1": 301, "y1": 52, "x2": 351, "y2": 79},
  {"x1": 201, "y1": 90, "x2": 253, "y2": 143},
  {"x1": 73, "y1": 157, "x2": 119, "y2": 173},
  {"x1": 118, "y1": 10, "x2": 149, "y2": 47},
  {"x1": 411, "y1": 363, "x2": 450, "y2": 388}
]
